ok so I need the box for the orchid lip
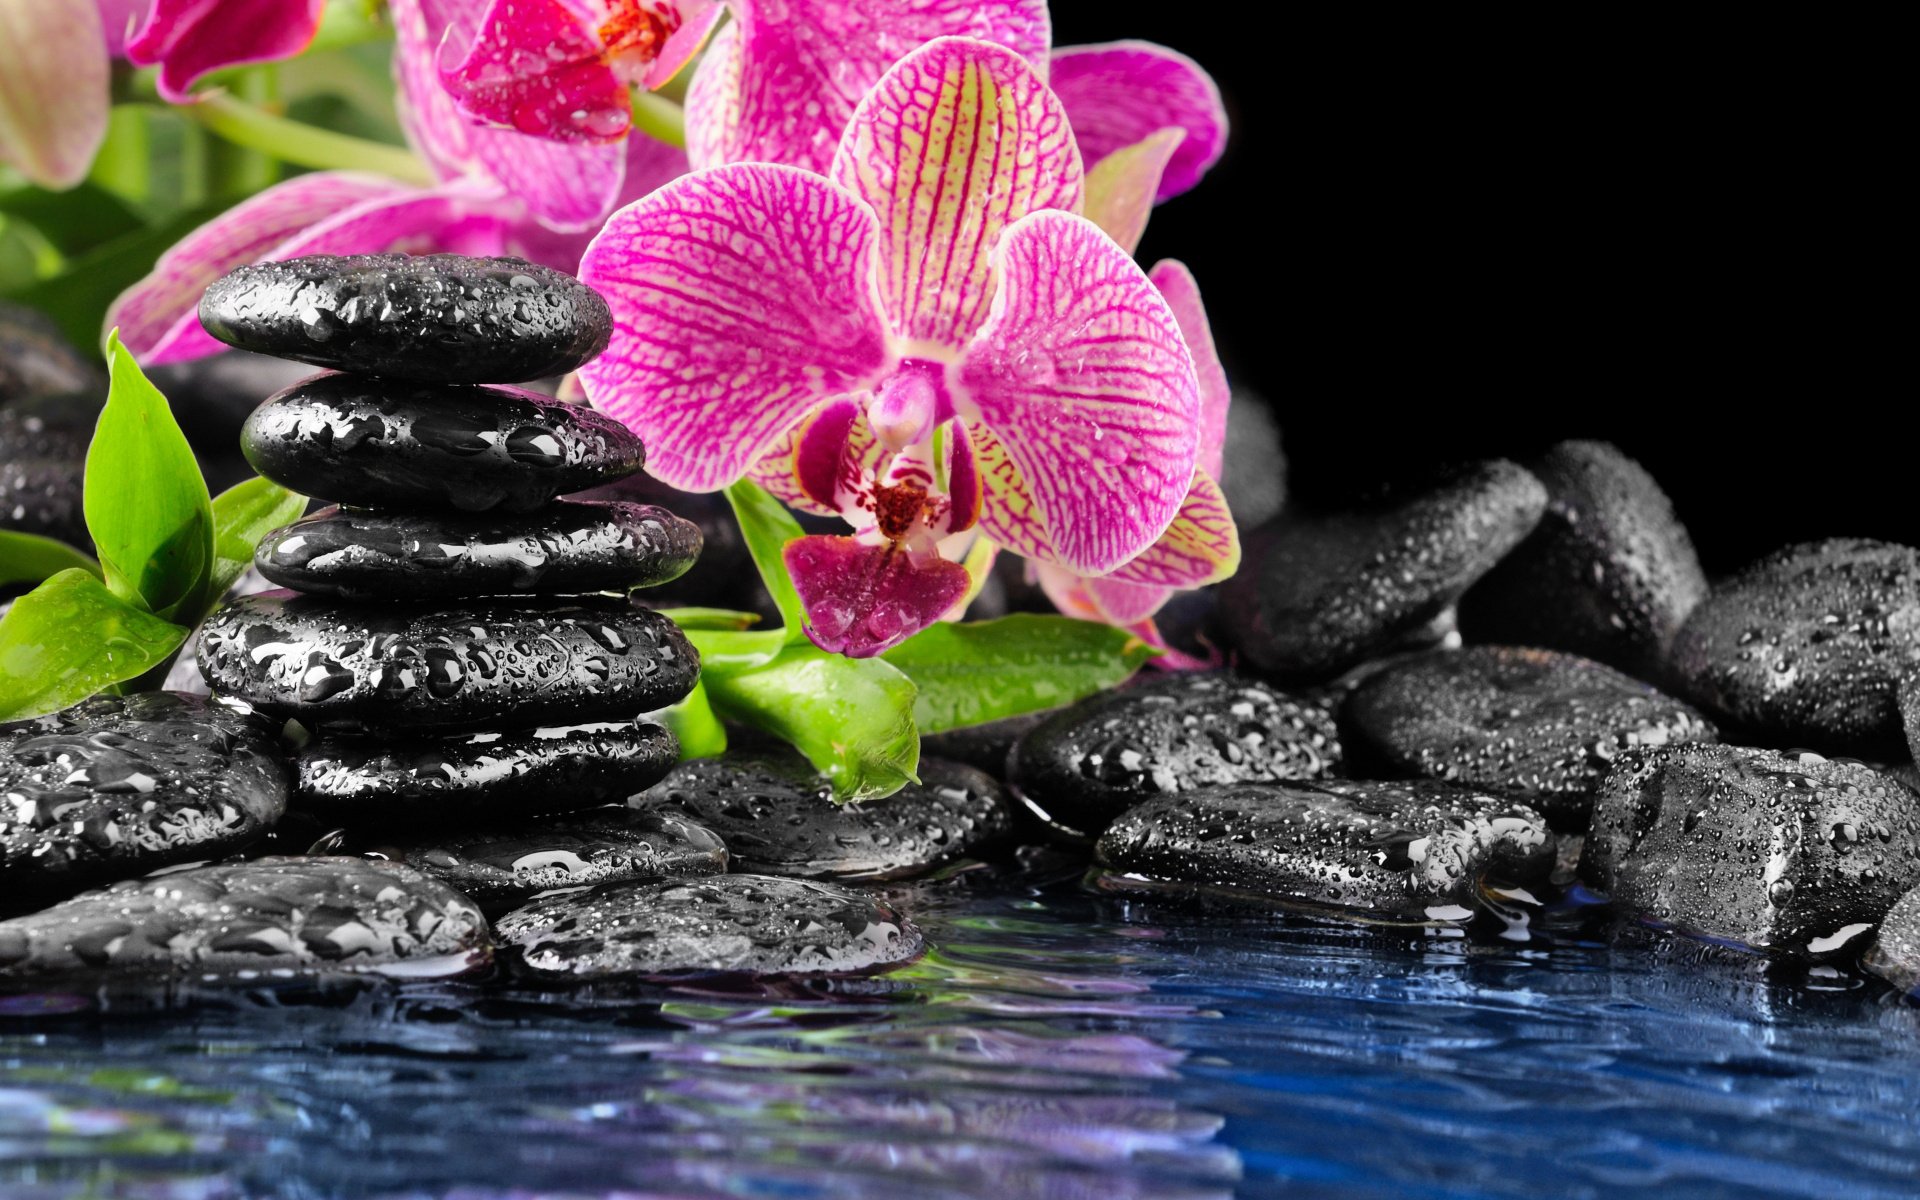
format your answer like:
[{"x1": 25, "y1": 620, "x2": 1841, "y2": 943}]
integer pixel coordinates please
[{"x1": 869, "y1": 358, "x2": 955, "y2": 452}]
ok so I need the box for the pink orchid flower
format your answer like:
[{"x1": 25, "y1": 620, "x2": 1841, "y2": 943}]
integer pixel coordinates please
[
  {"x1": 579, "y1": 37, "x2": 1223, "y2": 658},
  {"x1": 0, "y1": 0, "x2": 322, "y2": 189}
]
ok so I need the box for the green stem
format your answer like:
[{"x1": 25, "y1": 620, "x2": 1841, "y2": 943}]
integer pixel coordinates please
[
  {"x1": 307, "y1": 0, "x2": 397, "y2": 53},
  {"x1": 183, "y1": 92, "x2": 433, "y2": 185},
  {"x1": 631, "y1": 90, "x2": 687, "y2": 149}
]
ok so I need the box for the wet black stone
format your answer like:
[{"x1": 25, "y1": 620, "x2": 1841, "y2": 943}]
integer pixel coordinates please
[
  {"x1": 1458, "y1": 441, "x2": 1708, "y2": 680},
  {"x1": 1008, "y1": 673, "x2": 1342, "y2": 840},
  {"x1": 570, "y1": 472, "x2": 773, "y2": 619},
  {"x1": 1670, "y1": 539, "x2": 1920, "y2": 752},
  {"x1": 1579, "y1": 744, "x2": 1920, "y2": 959},
  {"x1": 1091, "y1": 780, "x2": 1555, "y2": 922},
  {"x1": 919, "y1": 710, "x2": 1056, "y2": 778},
  {"x1": 0, "y1": 692, "x2": 289, "y2": 889},
  {"x1": 365, "y1": 808, "x2": 728, "y2": 911},
  {"x1": 637, "y1": 754, "x2": 1016, "y2": 881},
  {"x1": 0, "y1": 857, "x2": 490, "y2": 986},
  {"x1": 1864, "y1": 885, "x2": 1920, "y2": 994},
  {"x1": 0, "y1": 393, "x2": 99, "y2": 548},
  {"x1": 147, "y1": 350, "x2": 318, "y2": 494},
  {"x1": 255, "y1": 501, "x2": 702, "y2": 600},
  {"x1": 196, "y1": 592, "x2": 698, "y2": 730},
  {"x1": 241, "y1": 373, "x2": 646, "y2": 513},
  {"x1": 199, "y1": 253, "x2": 611, "y2": 383},
  {"x1": 0, "y1": 302, "x2": 102, "y2": 402},
  {"x1": 1343, "y1": 646, "x2": 1718, "y2": 830},
  {"x1": 1219, "y1": 460, "x2": 1547, "y2": 679},
  {"x1": 496, "y1": 874, "x2": 924, "y2": 980}
]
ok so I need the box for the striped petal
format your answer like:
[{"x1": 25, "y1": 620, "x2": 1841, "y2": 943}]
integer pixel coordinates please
[
  {"x1": 1082, "y1": 127, "x2": 1182, "y2": 255},
  {"x1": 785, "y1": 534, "x2": 972, "y2": 658},
  {"x1": 832, "y1": 36, "x2": 1081, "y2": 352},
  {"x1": 128, "y1": 0, "x2": 325, "y2": 103},
  {"x1": 748, "y1": 396, "x2": 872, "y2": 517},
  {"x1": 0, "y1": 0, "x2": 109, "y2": 190},
  {"x1": 1101, "y1": 467, "x2": 1239, "y2": 589},
  {"x1": 1049, "y1": 41, "x2": 1227, "y2": 202},
  {"x1": 685, "y1": 0, "x2": 1051, "y2": 174},
  {"x1": 1149, "y1": 259, "x2": 1229, "y2": 479},
  {"x1": 578, "y1": 164, "x2": 893, "y2": 492},
  {"x1": 959, "y1": 210, "x2": 1198, "y2": 576},
  {"x1": 644, "y1": 0, "x2": 722, "y2": 88}
]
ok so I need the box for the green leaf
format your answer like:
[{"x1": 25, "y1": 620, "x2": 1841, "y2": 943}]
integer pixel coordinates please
[
  {"x1": 883, "y1": 614, "x2": 1157, "y2": 733},
  {"x1": 678, "y1": 626, "x2": 789, "y2": 674},
  {"x1": 703, "y1": 643, "x2": 920, "y2": 801},
  {"x1": 208, "y1": 476, "x2": 306, "y2": 609},
  {"x1": 85, "y1": 331, "x2": 214, "y2": 622},
  {"x1": 723, "y1": 478, "x2": 808, "y2": 642},
  {"x1": 657, "y1": 606, "x2": 763, "y2": 631},
  {"x1": 0, "y1": 530, "x2": 101, "y2": 588},
  {"x1": 0, "y1": 569, "x2": 189, "y2": 720},
  {"x1": 656, "y1": 680, "x2": 727, "y2": 760},
  {"x1": 0, "y1": 179, "x2": 144, "y2": 256}
]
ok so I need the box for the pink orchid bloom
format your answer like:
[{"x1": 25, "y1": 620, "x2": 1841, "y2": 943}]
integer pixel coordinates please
[{"x1": 580, "y1": 37, "x2": 1215, "y2": 658}]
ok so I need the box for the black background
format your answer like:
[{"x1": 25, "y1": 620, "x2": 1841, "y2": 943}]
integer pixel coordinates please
[{"x1": 1050, "y1": 7, "x2": 1903, "y2": 574}]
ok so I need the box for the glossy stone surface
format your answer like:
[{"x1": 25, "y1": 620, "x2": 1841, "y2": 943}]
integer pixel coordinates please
[
  {"x1": 241, "y1": 373, "x2": 646, "y2": 513},
  {"x1": 1863, "y1": 884, "x2": 1920, "y2": 994},
  {"x1": 365, "y1": 809, "x2": 728, "y2": 911},
  {"x1": 0, "y1": 692, "x2": 289, "y2": 888},
  {"x1": 1220, "y1": 460, "x2": 1546, "y2": 679},
  {"x1": 197, "y1": 592, "x2": 698, "y2": 730},
  {"x1": 1344, "y1": 646, "x2": 1718, "y2": 829},
  {"x1": 638, "y1": 754, "x2": 1015, "y2": 880},
  {"x1": 496, "y1": 874, "x2": 924, "y2": 980},
  {"x1": 199, "y1": 253, "x2": 611, "y2": 382},
  {"x1": 1579, "y1": 744, "x2": 1920, "y2": 958},
  {"x1": 919, "y1": 710, "x2": 1055, "y2": 778},
  {"x1": 0, "y1": 393, "x2": 97, "y2": 548},
  {"x1": 1092, "y1": 780, "x2": 1554, "y2": 921},
  {"x1": 296, "y1": 719, "x2": 680, "y2": 818},
  {"x1": 1459, "y1": 441, "x2": 1708, "y2": 680},
  {"x1": 1009, "y1": 673, "x2": 1342, "y2": 839},
  {"x1": 255, "y1": 501, "x2": 702, "y2": 600},
  {"x1": 1670, "y1": 539, "x2": 1920, "y2": 751},
  {"x1": 0, "y1": 857, "x2": 490, "y2": 986},
  {"x1": 0, "y1": 302, "x2": 101, "y2": 401}
]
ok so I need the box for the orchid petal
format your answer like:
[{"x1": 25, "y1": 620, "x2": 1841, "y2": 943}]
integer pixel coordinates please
[
  {"x1": 1082, "y1": 127, "x2": 1182, "y2": 256},
  {"x1": 110, "y1": 176, "x2": 512, "y2": 365},
  {"x1": 748, "y1": 396, "x2": 868, "y2": 517},
  {"x1": 438, "y1": 0, "x2": 629, "y2": 143},
  {"x1": 501, "y1": 130, "x2": 690, "y2": 268},
  {"x1": 960, "y1": 210, "x2": 1199, "y2": 576},
  {"x1": 578, "y1": 164, "x2": 893, "y2": 492},
  {"x1": 1101, "y1": 467, "x2": 1239, "y2": 589},
  {"x1": 785, "y1": 533, "x2": 972, "y2": 658},
  {"x1": 1049, "y1": 40, "x2": 1228, "y2": 202},
  {"x1": 1032, "y1": 562, "x2": 1103, "y2": 624},
  {"x1": 128, "y1": 0, "x2": 325, "y2": 103},
  {"x1": 644, "y1": 0, "x2": 722, "y2": 88},
  {"x1": 0, "y1": 0, "x2": 109, "y2": 190},
  {"x1": 1148, "y1": 259, "x2": 1229, "y2": 477},
  {"x1": 685, "y1": 0, "x2": 1051, "y2": 174},
  {"x1": 97, "y1": 0, "x2": 145, "y2": 55},
  {"x1": 832, "y1": 36, "x2": 1082, "y2": 351}
]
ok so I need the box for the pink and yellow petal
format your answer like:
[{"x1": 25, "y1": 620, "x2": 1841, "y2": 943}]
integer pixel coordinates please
[
  {"x1": 1101, "y1": 467, "x2": 1239, "y2": 589},
  {"x1": 784, "y1": 533, "x2": 972, "y2": 658},
  {"x1": 1049, "y1": 40, "x2": 1228, "y2": 202},
  {"x1": 577, "y1": 164, "x2": 893, "y2": 492},
  {"x1": 1148, "y1": 259, "x2": 1229, "y2": 477},
  {"x1": 832, "y1": 36, "x2": 1082, "y2": 351},
  {"x1": 748, "y1": 395, "x2": 872, "y2": 518},
  {"x1": 644, "y1": 0, "x2": 722, "y2": 88},
  {"x1": 1082, "y1": 127, "x2": 1182, "y2": 256},
  {"x1": 438, "y1": 0, "x2": 630, "y2": 143},
  {"x1": 960, "y1": 210, "x2": 1199, "y2": 576},
  {"x1": 0, "y1": 0, "x2": 109, "y2": 190}
]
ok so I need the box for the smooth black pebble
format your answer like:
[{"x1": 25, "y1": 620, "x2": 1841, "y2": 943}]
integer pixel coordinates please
[
  {"x1": 638, "y1": 753, "x2": 1015, "y2": 881},
  {"x1": 1, "y1": 692, "x2": 289, "y2": 889},
  {"x1": 1458, "y1": 441, "x2": 1708, "y2": 680},
  {"x1": 242, "y1": 373, "x2": 645, "y2": 513},
  {"x1": 296, "y1": 719, "x2": 680, "y2": 818},
  {"x1": 0, "y1": 302, "x2": 102, "y2": 401},
  {"x1": 1008, "y1": 672, "x2": 1342, "y2": 840},
  {"x1": 196, "y1": 592, "x2": 699, "y2": 730},
  {"x1": 1220, "y1": 460, "x2": 1546, "y2": 679},
  {"x1": 1669, "y1": 539, "x2": 1920, "y2": 752},
  {"x1": 1579, "y1": 744, "x2": 1920, "y2": 958},
  {"x1": 1092, "y1": 780, "x2": 1554, "y2": 923},
  {"x1": 0, "y1": 394, "x2": 99, "y2": 548},
  {"x1": 496, "y1": 874, "x2": 924, "y2": 980},
  {"x1": 1344, "y1": 646, "x2": 1718, "y2": 830},
  {"x1": 199, "y1": 253, "x2": 611, "y2": 382},
  {"x1": 0, "y1": 857, "x2": 490, "y2": 987},
  {"x1": 255, "y1": 501, "x2": 702, "y2": 600},
  {"x1": 1864, "y1": 885, "x2": 1920, "y2": 995}
]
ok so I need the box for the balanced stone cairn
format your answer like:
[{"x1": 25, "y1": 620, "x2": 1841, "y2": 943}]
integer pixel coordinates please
[{"x1": 193, "y1": 253, "x2": 703, "y2": 823}]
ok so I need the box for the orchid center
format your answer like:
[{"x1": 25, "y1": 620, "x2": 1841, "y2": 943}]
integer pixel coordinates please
[
  {"x1": 596, "y1": 0, "x2": 681, "y2": 73},
  {"x1": 868, "y1": 358, "x2": 953, "y2": 453}
]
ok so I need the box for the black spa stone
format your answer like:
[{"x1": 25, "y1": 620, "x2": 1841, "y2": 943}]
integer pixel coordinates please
[
  {"x1": 1343, "y1": 646, "x2": 1718, "y2": 830},
  {"x1": 1579, "y1": 744, "x2": 1920, "y2": 959},
  {"x1": 241, "y1": 373, "x2": 646, "y2": 513},
  {"x1": 255, "y1": 501, "x2": 702, "y2": 600},
  {"x1": 1458, "y1": 441, "x2": 1708, "y2": 680},
  {"x1": 0, "y1": 692, "x2": 289, "y2": 889},
  {"x1": 1091, "y1": 780, "x2": 1555, "y2": 922},
  {"x1": 1008, "y1": 672, "x2": 1342, "y2": 840},
  {"x1": 196, "y1": 592, "x2": 698, "y2": 730},
  {"x1": 0, "y1": 857, "x2": 491, "y2": 987},
  {"x1": 0, "y1": 393, "x2": 98, "y2": 548},
  {"x1": 1864, "y1": 885, "x2": 1920, "y2": 995},
  {"x1": 496, "y1": 874, "x2": 924, "y2": 980},
  {"x1": 0, "y1": 301, "x2": 102, "y2": 402},
  {"x1": 1669, "y1": 539, "x2": 1920, "y2": 752},
  {"x1": 198, "y1": 253, "x2": 611, "y2": 382},
  {"x1": 370, "y1": 809, "x2": 728, "y2": 911},
  {"x1": 295, "y1": 719, "x2": 680, "y2": 818},
  {"x1": 1219, "y1": 460, "x2": 1547, "y2": 679},
  {"x1": 637, "y1": 753, "x2": 1016, "y2": 881}
]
